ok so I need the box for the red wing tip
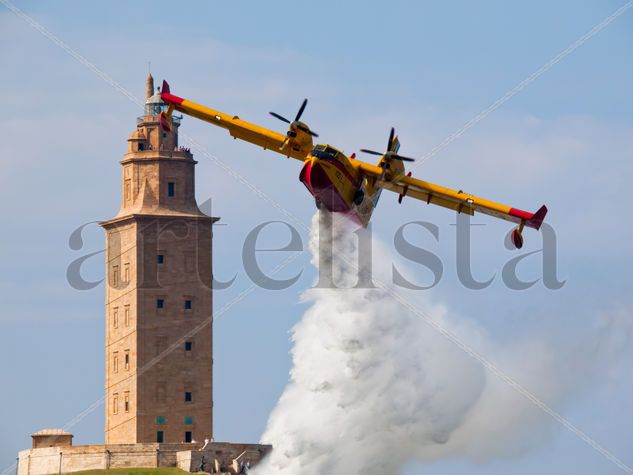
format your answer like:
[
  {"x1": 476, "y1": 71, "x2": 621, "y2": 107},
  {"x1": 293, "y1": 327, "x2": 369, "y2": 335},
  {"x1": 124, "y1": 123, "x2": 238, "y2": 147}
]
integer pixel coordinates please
[
  {"x1": 509, "y1": 208, "x2": 532, "y2": 221},
  {"x1": 160, "y1": 91, "x2": 185, "y2": 106},
  {"x1": 161, "y1": 80, "x2": 170, "y2": 94},
  {"x1": 527, "y1": 205, "x2": 548, "y2": 230}
]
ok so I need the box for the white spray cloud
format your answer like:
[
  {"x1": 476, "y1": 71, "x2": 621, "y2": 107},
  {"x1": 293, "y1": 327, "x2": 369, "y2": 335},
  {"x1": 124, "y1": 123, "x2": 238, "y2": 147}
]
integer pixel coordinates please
[{"x1": 253, "y1": 211, "x2": 630, "y2": 475}]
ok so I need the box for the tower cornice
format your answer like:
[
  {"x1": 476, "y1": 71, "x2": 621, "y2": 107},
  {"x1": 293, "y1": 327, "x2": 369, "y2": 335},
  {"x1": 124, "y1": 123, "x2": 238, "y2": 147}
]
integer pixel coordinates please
[
  {"x1": 121, "y1": 152, "x2": 197, "y2": 165},
  {"x1": 99, "y1": 213, "x2": 219, "y2": 230}
]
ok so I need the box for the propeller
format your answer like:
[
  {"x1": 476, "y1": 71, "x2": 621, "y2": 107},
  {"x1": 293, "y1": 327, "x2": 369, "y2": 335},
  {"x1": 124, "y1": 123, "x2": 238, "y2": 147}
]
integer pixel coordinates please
[
  {"x1": 361, "y1": 127, "x2": 415, "y2": 162},
  {"x1": 269, "y1": 99, "x2": 319, "y2": 137}
]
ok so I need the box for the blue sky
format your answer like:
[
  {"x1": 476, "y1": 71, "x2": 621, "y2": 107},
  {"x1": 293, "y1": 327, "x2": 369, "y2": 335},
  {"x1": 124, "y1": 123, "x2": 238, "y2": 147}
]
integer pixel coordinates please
[{"x1": 1, "y1": 1, "x2": 632, "y2": 474}]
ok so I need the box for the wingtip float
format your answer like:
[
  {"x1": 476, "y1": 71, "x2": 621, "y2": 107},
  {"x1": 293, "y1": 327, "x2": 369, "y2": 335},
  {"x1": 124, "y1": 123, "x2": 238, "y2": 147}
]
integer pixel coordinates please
[{"x1": 159, "y1": 79, "x2": 547, "y2": 249}]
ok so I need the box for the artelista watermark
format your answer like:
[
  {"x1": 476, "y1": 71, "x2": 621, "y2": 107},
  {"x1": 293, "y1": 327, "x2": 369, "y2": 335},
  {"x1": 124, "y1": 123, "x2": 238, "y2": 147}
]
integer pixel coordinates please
[{"x1": 67, "y1": 212, "x2": 564, "y2": 292}]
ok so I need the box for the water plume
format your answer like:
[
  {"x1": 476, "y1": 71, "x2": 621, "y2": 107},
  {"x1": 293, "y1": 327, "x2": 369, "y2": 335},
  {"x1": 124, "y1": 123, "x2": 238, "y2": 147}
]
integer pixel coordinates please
[{"x1": 253, "y1": 211, "x2": 629, "y2": 474}]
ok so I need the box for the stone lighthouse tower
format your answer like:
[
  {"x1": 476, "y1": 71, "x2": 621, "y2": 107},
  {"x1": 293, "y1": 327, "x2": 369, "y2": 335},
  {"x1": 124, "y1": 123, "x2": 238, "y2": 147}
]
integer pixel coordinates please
[{"x1": 100, "y1": 74, "x2": 218, "y2": 444}]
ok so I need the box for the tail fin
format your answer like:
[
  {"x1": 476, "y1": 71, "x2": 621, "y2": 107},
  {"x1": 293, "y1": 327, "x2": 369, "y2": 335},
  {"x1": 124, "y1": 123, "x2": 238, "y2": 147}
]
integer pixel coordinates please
[
  {"x1": 391, "y1": 136, "x2": 401, "y2": 153},
  {"x1": 161, "y1": 80, "x2": 170, "y2": 94},
  {"x1": 527, "y1": 205, "x2": 548, "y2": 230}
]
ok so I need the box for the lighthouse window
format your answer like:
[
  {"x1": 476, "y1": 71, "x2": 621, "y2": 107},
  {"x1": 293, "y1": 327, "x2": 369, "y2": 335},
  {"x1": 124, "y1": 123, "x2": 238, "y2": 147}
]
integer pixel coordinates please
[
  {"x1": 168, "y1": 182, "x2": 175, "y2": 197},
  {"x1": 124, "y1": 305, "x2": 130, "y2": 326}
]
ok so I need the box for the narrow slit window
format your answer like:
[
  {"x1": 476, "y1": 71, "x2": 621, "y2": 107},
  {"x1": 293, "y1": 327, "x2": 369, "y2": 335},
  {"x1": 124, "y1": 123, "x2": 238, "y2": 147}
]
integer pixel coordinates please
[
  {"x1": 167, "y1": 182, "x2": 175, "y2": 197},
  {"x1": 124, "y1": 305, "x2": 130, "y2": 326}
]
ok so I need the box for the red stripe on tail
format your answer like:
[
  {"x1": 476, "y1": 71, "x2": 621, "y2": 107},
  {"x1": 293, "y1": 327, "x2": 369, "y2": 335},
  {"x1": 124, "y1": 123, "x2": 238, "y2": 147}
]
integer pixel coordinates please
[
  {"x1": 527, "y1": 205, "x2": 548, "y2": 230},
  {"x1": 509, "y1": 205, "x2": 548, "y2": 229},
  {"x1": 160, "y1": 80, "x2": 185, "y2": 106}
]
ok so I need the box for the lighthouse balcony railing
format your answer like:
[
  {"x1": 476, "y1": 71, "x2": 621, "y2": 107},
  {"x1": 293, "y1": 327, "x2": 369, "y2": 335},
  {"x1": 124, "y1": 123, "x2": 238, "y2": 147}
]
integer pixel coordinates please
[{"x1": 136, "y1": 114, "x2": 182, "y2": 126}]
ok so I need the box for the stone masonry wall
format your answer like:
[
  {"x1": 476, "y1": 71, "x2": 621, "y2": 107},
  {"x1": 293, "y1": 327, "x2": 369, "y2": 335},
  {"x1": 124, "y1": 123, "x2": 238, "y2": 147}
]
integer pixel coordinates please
[
  {"x1": 17, "y1": 442, "x2": 270, "y2": 475},
  {"x1": 18, "y1": 442, "x2": 198, "y2": 475}
]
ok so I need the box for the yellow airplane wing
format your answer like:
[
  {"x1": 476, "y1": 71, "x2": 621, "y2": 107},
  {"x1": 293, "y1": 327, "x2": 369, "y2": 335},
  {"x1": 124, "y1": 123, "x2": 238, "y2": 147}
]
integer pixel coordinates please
[
  {"x1": 160, "y1": 81, "x2": 312, "y2": 161},
  {"x1": 356, "y1": 160, "x2": 547, "y2": 231}
]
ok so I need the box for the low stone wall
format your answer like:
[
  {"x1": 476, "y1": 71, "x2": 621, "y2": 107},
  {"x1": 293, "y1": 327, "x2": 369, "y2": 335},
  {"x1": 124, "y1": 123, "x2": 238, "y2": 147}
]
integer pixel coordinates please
[
  {"x1": 177, "y1": 442, "x2": 272, "y2": 473},
  {"x1": 18, "y1": 442, "x2": 202, "y2": 475}
]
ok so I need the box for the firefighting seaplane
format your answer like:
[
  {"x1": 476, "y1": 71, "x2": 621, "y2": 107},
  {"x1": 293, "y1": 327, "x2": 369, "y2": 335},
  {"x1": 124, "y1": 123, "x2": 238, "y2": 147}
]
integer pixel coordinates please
[{"x1": 159, "y1": 80, "x2": 547, "y2": 249}]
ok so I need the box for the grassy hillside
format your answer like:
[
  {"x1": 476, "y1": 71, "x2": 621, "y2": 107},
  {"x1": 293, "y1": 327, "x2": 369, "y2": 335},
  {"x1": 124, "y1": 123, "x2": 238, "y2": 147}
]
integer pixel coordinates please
[{"x1": 70, "y1": 469, "x2": 192, "y2": 475}]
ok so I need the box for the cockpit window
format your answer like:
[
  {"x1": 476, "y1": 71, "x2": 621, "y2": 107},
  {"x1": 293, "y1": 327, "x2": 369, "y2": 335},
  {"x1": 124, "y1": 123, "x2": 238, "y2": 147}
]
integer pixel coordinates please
[{"x1": 311, "y1": 145, "x2": 340, "y2": 160}]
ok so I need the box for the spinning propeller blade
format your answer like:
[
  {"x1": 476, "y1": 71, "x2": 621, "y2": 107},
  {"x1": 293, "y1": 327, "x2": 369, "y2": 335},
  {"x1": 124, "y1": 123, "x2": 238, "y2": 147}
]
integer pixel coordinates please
[
  {"x1": 361, "y1": 127, "x2": 416, "y2": 162},
  {"x1": 295, "y1": 98, "x2": 307, "y2": 122},
  {"x1": 392, "y1": 154, "x2": 415, "y2": 162},
  {"x1": 387, "y1": 127, "x2": 395, "y2": 152},
  {"x1": 269, "y1": 99, "x2": 319, "y2": 137},
  {"x1": 297, "y1": 123, "x2": 319, "y2": 137},
  {"x1": 360, "y1": 149, "x2": 383, "y2": 156},
  {"x1": 269, "y1": 112, "x2": 291, "y2": 124}
]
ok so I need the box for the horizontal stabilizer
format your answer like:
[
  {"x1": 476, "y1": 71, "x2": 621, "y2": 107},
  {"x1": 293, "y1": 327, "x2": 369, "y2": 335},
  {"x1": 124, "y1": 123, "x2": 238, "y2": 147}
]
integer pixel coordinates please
[{"x1": 527, "y1": 205, "x2": 548, "y2": 230}]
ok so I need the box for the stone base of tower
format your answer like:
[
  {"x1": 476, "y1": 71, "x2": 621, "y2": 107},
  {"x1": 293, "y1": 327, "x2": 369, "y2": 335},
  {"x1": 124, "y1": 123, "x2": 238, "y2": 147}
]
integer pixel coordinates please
[
  {"x1": 177, "y1": 442, "x2": 272, "y2": 473},
  {"x1": 17, "y1": 441, "x2": 272, "y2": 475}
]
